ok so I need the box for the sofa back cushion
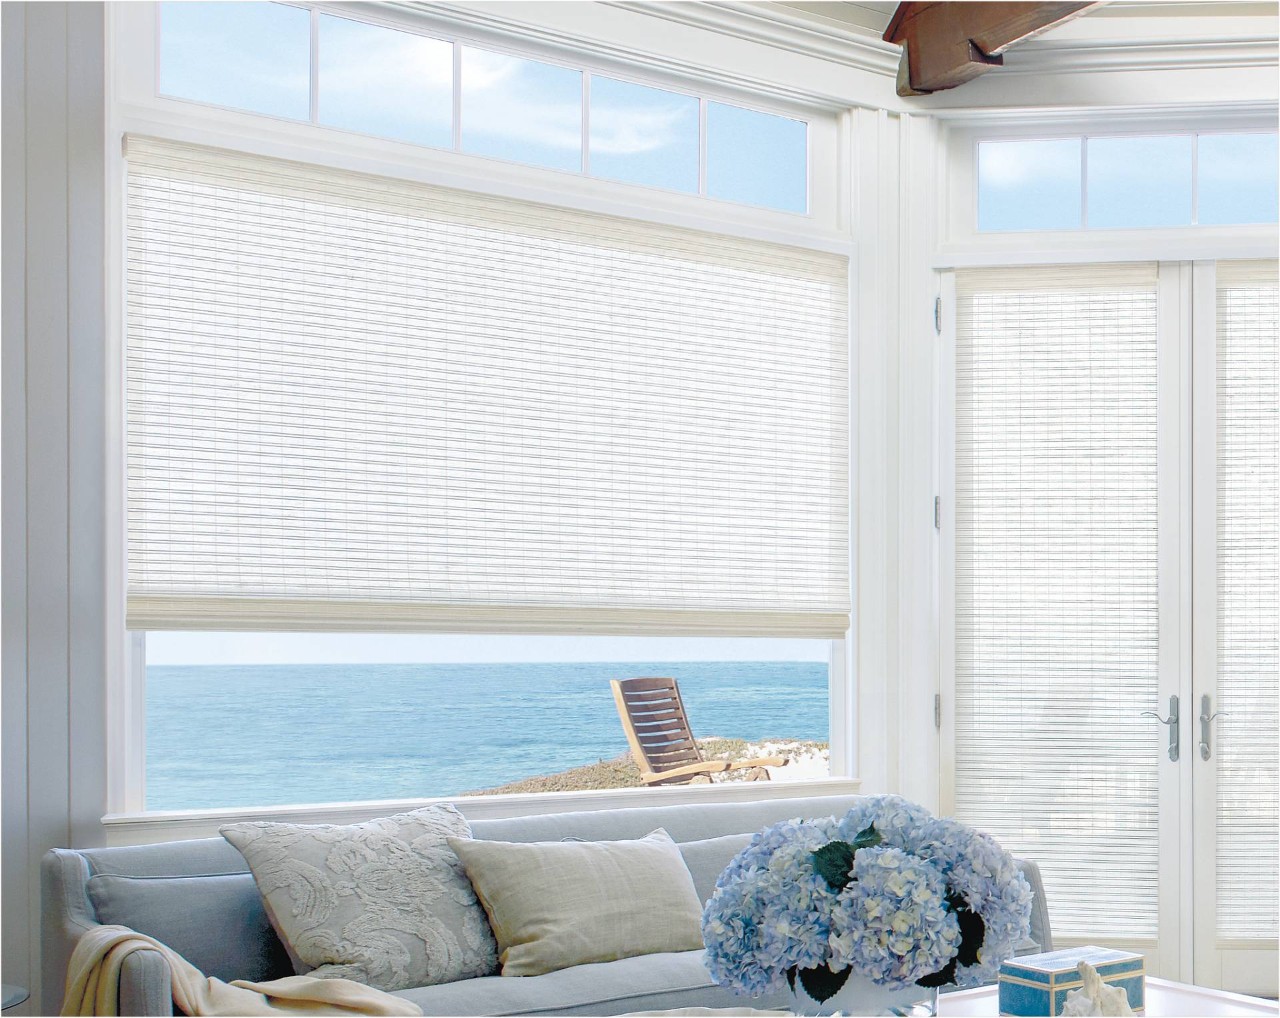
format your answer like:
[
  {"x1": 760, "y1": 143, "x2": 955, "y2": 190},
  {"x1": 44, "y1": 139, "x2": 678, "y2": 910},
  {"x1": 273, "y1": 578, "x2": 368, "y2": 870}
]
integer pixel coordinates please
[
  {"x1": 87, "y1": 871, "x2": 291, "y2": 983},
  {"x1": 468, "y1": 794, "x2": 865, "y2": 845},
  {"x1": 676, "y1": 833, "x2": 754, "y2": 906}
]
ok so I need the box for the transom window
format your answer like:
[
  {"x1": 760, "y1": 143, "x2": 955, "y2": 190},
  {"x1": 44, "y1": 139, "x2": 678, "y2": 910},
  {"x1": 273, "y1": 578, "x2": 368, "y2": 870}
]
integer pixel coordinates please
[
  {"x1": 977, "y1": 132, "x2": 1279, "y2": 232},
  {"x1": 156, "y1": 1, "x2": 811, "y2": 213}
]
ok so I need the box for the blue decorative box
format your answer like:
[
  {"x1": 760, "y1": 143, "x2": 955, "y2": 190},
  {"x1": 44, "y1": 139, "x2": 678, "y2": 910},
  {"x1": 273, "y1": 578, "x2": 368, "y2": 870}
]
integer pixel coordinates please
[{"x1": 999, "y1": 946, "x2": 1145, "y2": 1016}]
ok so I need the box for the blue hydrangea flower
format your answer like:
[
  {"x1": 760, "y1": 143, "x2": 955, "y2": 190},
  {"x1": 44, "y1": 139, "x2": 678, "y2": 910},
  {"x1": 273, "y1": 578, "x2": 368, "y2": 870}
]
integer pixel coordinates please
[
  {"x1": 701, "y1": 797, "x2": 1033, "y2": 997},
  {"x1": 828, "y1": 846, "x2": 961, "y2": 987}
]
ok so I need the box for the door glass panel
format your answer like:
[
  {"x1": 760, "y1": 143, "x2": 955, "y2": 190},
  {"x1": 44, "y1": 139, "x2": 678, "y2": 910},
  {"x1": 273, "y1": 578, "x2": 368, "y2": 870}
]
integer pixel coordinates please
[
  {"x1": 1198, "y1": 134, "x2": 1280, "y2": 226},
  {"x1": 1087, "y1": 135, "x2": 1193, "y2": 228},
  {"x1": 977, "y1": 138, "x2": 1082, "y2": 232},
  {"x1": 954, "y1": 264, "x2": 1161, "y2": 939},
  {"x1": 1214, "y1": 260, "x2": 1280, "y2": 940}
]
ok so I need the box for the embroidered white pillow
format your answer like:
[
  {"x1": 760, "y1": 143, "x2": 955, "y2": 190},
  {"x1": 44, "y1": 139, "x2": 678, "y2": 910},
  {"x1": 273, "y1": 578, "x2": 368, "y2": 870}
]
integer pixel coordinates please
[
  {"x1": 447, "y1": 828, "x2": 704, "y2": 977},
  {"x1": 221, "y1": 804, "x2": 497, "y2": 991}
]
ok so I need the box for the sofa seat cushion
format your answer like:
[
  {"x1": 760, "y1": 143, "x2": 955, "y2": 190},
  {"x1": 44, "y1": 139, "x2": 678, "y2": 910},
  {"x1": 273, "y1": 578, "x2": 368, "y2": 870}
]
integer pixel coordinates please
[{"x1": 391, "y1": 949, "x2": 793, "y2": 1017}]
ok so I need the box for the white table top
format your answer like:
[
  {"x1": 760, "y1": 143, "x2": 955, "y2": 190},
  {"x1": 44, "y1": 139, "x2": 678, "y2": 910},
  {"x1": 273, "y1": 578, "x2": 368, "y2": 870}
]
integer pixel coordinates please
[{"x1": 938, "y1": 977, "x2": 1279, "y2": 1017}]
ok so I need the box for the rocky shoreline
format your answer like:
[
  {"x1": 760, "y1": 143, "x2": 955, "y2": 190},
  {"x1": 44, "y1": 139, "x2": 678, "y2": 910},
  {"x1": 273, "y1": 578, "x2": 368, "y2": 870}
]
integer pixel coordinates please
[{"x1": 465, "y1": 738, "x2": 829, "y2": 796}]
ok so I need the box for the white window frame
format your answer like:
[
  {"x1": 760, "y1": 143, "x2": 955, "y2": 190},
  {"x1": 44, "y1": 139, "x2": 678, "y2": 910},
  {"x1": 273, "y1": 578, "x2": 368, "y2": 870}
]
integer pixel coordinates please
[
  {"x1": 103, "y1": 2, "x2": 861, "y2": 835},
  {"x1": 937, "y1": 108, "x2": 1279, "y2": 269}
]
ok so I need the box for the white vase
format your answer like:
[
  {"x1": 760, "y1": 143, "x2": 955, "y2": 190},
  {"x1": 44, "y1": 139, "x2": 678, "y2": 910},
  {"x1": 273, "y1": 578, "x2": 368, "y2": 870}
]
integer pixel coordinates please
[{"x1": 788, "y1": 970, "x2": 939, "y2": 1017}]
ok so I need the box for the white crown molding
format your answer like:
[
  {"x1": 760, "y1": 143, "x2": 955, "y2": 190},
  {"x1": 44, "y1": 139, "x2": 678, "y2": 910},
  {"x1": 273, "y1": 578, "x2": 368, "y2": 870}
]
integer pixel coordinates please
[
  {"x1": 926, "y1": 99, "x2": 1279, "y2": 125},
  {"x1": 1006, "y1": 35, "x2": 1279, "y2": 74},
  {"x1": 603, "y1": 1, "x2": 901, "y2": 77},
  {"x1": 377, "y1": 0, "x2": 890, "y2": 109}
]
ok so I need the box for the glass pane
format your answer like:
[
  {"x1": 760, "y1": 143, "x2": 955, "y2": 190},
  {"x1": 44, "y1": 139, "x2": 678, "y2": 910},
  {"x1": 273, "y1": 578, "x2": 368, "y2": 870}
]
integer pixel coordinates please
[
  {"x1": 588, "y1": 76, "x2": 698, "y2": 194},
  {"x1": 318, "y1": 15, "x2": 452, "y2": 149},
  {"x1": 461, "y1": 48, "x2": 582, "y2": 173},
  {"x1": 1198, "y1": 133, "x2": 1280, "y2": 225},
  {"x1": 1087, "y1": 135, "x2": 1193, "y2": 228},
  {"x1": 158, "y1": 2, "x2": 310, "y2": 120},
  {"x1": 145, "y1": 633, "x2": 830, "y2": 809},
  {"x1": 705, "y1": 102, "x2": 807, "y2": 213},
  {"x1": 977, "y1": 138, "x2": 1082, "y2": 232}
]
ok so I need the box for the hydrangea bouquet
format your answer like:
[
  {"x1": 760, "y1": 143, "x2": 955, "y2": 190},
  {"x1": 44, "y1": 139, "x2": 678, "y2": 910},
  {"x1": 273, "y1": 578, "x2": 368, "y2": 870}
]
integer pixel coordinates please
[{"x1": 702, "y1": 796, "x2": 1032, "y2": 1010}]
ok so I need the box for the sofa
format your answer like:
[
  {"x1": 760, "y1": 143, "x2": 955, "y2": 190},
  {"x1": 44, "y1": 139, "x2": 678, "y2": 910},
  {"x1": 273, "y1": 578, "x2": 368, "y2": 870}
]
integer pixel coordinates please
[{"x1": 43, "y1": 794, "x2": 1054, "y2": 1016}]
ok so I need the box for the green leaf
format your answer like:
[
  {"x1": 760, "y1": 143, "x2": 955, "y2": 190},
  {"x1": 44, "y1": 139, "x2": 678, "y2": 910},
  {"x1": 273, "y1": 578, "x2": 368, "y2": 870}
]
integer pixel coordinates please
[
  {"x1": 811, "y1": 841, "x2": 857, "y2": 890},
  {"x1": 852, "y1": 824, "x2": 883, "y2": 851},
  {"x1": 946, "y1": 892, "x2": 986, "y2": 969},
  {"x1": 797, "y1": 964, "x2": 852, "y2": 1004}
]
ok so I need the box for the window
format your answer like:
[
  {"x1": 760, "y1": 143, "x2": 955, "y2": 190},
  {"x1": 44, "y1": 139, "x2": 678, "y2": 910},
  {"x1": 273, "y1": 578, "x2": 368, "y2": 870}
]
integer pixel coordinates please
[
  {"x1": 589, "y1": 77, "x2": 699, "y2": 194},
  {"x1": 460, "y1": 49, "x2": 582, "y2": 172},
  {"x1": 123, "y1": 136, "x2": 850, "y2": 808},
  {"x1": 143, "y1": 633, "x2": 831, "y2": 809},
  {"x1": 976, "y1": 132, "x2": 1280, "y2": 232},
  {"x1": 153, "y1": 3, "x2": 812, "y2": 214},
  {"x1": 317, "y1": 13, "x2": 452, "y2": 149},
  {"x1": 159, "y1": 1, "x2": 310, "y2": 119}
]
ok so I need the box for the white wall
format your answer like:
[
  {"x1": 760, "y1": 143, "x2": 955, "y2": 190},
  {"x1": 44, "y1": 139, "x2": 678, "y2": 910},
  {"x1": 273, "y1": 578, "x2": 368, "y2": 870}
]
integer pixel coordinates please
[{"x1": 2, "y1": 4, "x2": 109, "y2": 1011}]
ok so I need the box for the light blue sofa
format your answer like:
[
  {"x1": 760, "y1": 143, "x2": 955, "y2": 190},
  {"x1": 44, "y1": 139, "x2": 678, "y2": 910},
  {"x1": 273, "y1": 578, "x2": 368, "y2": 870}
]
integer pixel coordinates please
[{"x1": 43, "y1": 795, "x2": 1053, "y2": 1016}]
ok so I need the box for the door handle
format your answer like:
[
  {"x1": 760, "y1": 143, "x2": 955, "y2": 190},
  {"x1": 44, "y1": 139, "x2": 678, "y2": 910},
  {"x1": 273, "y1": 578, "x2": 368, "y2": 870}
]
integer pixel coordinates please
[
  {"x1": 1200, "y1": 694, "x2": 1227, "y2": 761},
  {"x1": 1140, "y1": 695, "x2": 1180, "y2": 762}
]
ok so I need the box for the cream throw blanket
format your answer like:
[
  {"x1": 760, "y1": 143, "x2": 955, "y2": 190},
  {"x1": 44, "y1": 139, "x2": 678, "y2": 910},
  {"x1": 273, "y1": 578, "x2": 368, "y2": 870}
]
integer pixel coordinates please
[{"x1": 62, "y1": 925, "x2": 423, "y2": 1017}]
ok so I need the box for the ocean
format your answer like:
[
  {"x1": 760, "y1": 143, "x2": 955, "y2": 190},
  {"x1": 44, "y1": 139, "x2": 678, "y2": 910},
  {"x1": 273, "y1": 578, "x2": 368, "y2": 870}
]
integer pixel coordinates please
[{"x1": 146, "y1": 660, "x2": 828, "y2": 810}]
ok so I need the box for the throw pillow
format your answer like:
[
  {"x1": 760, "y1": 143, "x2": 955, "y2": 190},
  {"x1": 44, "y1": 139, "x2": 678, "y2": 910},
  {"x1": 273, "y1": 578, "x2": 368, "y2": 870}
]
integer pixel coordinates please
[
  {"x1": 447, "y1": 827, "x2": 704, "y2": 978},
  {"x1": 221, "y1": 804, "x2": 498, "y2": 992}
]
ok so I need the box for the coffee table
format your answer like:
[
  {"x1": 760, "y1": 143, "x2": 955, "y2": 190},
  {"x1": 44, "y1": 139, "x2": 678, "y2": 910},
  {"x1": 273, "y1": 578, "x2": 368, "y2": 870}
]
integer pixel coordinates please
[{"x1": 938, "y1": 976, "x2": 1279, "y2": 1017}]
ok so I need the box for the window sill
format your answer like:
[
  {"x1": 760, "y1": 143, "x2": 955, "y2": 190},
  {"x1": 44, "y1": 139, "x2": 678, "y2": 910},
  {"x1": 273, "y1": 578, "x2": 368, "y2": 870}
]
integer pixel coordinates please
[{"x1": 100, "y1": 777, "x2": 861, "y2": 846}]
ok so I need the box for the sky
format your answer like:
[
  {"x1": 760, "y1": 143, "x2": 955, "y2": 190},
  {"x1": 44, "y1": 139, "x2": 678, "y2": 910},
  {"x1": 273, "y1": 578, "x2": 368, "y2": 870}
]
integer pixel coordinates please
[{"x1": 145, "y1": 631, "x2": 833, "y2": 666}]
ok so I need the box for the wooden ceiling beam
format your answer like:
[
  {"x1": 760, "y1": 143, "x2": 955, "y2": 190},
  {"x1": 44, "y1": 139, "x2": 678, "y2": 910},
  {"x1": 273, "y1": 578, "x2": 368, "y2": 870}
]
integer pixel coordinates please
[{"x1": 883, "y1": 2, "x2": 1103, "y2": 96}]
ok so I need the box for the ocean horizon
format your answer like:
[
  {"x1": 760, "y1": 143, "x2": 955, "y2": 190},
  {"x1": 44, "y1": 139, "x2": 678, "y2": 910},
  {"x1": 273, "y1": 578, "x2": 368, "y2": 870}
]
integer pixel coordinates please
[{"x1": 146, "y1": 660, "x2": 829, "y2": 810}]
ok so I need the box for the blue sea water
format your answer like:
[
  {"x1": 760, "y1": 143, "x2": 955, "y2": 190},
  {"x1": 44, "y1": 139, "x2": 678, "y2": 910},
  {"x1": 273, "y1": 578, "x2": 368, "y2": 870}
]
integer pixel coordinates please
[{"x1": 146, "y1": 661, "x2": 828, "y2": 810}]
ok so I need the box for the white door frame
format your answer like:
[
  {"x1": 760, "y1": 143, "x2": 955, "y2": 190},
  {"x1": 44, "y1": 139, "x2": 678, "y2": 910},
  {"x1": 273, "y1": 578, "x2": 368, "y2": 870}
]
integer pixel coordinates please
[{"x1": 1189, "y1": 259, "x2": 1280, "y2": 996}]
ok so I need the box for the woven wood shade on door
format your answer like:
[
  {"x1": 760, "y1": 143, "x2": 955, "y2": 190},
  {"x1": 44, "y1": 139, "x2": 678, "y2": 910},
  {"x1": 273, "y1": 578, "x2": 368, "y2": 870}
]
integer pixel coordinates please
[
  {"x1": 1214, "y1": 260, "x2": 1279, "y2": 940},
  {"x1": 954, "y1": 263, "x2": 1161, "y2": 940},
  {"x1": 123, "y1": 137, "x2": 851, "y2": 637}
]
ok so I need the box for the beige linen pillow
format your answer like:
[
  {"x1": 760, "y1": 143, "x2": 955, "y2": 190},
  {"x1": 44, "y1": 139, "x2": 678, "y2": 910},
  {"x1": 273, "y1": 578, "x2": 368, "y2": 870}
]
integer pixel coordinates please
[
  {"x1": 447, "y1": 828, "x2": 704, "y2": 977},
  {"x1": 221, "y1": 804, "x2": 498, "y2": 992}
]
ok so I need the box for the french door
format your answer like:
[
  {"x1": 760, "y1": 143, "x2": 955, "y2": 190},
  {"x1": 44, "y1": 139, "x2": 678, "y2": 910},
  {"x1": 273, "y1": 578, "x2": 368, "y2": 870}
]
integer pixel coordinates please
[{"x1": 940, "y1": 260, "x2": 1278, "y2": 994}]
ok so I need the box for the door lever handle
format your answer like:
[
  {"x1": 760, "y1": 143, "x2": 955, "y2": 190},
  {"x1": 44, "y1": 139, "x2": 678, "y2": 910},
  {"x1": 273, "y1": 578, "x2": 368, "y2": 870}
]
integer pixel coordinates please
[
  {"x1": 1140, "y1": 695, "x2": 1180, "y2": 762},
  {"x1": 1199, "y1": 694, "x2": 1227, "y2": 761}
]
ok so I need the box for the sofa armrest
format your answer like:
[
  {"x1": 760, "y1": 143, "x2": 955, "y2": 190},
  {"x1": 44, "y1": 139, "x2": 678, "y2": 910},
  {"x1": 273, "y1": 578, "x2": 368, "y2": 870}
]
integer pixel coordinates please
[
  {"x1": 41, "y1": 849, "x2": 175, "y2": 1016},
  {"x1": 118, "y1": 948, "x2": 174, "y2": 1017}
]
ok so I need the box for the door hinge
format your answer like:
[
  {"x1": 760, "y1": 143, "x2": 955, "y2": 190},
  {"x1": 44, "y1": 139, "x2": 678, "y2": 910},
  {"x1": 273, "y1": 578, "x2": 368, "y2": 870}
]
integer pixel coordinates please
[
  {"x1": 934, "y1": 495, "x2": 941, "y2": 530},
  {"x1": 934, "y1": 693, "x2": 941, "y2": 730},
  {"x1": 934, "y1": 295, "x2": 942, "y2": 334}
]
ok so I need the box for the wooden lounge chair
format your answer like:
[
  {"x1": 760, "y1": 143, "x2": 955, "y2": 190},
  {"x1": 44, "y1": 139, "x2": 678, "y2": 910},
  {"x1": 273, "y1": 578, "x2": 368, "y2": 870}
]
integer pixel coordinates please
[{"x1": 610, "y1": 676, "x2": 789, "y2": 786}]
